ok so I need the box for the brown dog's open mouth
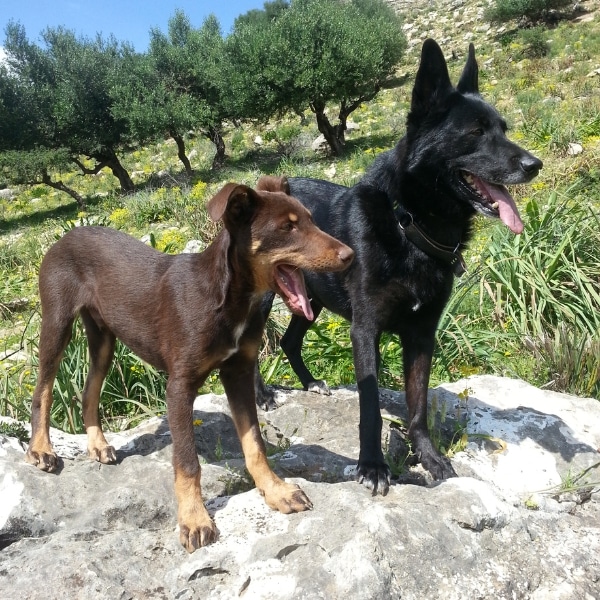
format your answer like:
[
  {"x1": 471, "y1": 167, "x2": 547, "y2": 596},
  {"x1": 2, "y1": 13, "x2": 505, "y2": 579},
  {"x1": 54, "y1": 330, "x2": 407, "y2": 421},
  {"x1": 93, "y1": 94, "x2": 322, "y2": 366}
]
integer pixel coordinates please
[
  {"x1": 274, "y1": 264, "x2": 314, "y2": 321},
  {"x1": 460, "y1": 171, "x2": 524, "y2": 234}
]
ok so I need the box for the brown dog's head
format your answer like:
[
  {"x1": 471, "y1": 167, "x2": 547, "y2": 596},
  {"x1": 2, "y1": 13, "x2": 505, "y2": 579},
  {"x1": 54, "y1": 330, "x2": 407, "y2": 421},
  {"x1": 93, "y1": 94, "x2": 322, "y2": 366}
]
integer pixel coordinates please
[{"x1": 207, "y1": 177, "x2": 353, "y2": 320}]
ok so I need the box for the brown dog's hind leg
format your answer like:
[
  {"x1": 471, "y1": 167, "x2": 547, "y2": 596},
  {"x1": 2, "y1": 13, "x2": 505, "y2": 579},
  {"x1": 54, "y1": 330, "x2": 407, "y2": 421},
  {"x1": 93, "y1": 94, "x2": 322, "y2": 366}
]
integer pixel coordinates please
[
  {"x1": 221, "y1": 356, "x2": 313, "y2": 514},
  {"x1": 80, "y1": 310, "x2": 117, "y2": 464},
  {"x1": 167, "y1": 376, "x2": 217, "y2": 552},
  {"x1": 25, "y1": 315, "x2": 74, "y2": 472}
]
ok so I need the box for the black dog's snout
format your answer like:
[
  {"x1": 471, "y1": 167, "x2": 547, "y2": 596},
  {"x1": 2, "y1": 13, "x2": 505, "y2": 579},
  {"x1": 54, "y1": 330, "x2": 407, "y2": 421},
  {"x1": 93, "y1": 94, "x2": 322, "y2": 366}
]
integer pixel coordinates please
[{"x1": 520, "y1": 154, "x2": 543, "y2": 176}]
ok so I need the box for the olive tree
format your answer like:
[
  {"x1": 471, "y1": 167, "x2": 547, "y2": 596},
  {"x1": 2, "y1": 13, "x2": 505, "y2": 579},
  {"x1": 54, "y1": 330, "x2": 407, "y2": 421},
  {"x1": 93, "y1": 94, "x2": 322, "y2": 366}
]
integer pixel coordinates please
[
  {"x1": 225, "y1": 0, "x2": 406, "y2": 155},
  {"x1": 0, "y1": 23, "x2": 142, "y2": 197},
  {"x1": 149, "y1": 11, "x2": 230, "y2": 169}
]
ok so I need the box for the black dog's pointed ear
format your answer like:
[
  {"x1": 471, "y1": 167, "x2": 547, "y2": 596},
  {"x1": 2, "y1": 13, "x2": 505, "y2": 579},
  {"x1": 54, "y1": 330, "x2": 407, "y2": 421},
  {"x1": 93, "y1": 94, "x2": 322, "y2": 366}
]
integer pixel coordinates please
[
  {"x1": 457, "y1": 43, "x2": 479, "y2": 94},
  {"x1": 206, "y1": 183, "x2": 257, "y2": 225},
  {"x1": 411, "y1": 39, "x2": 453, "y2": 118}
]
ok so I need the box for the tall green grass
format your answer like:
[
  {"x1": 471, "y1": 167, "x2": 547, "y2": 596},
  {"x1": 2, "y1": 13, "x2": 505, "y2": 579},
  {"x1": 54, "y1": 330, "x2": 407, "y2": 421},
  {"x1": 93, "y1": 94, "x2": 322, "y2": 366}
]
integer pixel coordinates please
[
  {"x1": 42, "y1": 323, "x2": 167, "y2": 434},
  {"x1": 480, "y1": 193, "x2": 600, "y2": 338}
]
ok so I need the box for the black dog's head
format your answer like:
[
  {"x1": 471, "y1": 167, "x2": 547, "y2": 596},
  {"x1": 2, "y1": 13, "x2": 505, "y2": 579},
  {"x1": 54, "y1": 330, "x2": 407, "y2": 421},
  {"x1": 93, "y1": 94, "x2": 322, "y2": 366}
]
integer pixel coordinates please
[{"x1": 406, "y1": 39, "x2": 542, "y2": 234}]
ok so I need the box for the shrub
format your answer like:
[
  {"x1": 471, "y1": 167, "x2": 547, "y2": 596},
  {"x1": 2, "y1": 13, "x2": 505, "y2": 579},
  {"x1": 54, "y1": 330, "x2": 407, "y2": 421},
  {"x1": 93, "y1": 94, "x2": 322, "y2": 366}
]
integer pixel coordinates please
[
  {"x1": 519, "y1": 26, "x2": 550, "y2": 58},
  {"x1": 485, "y1": 0, "x2": 573, "y2": 24}
]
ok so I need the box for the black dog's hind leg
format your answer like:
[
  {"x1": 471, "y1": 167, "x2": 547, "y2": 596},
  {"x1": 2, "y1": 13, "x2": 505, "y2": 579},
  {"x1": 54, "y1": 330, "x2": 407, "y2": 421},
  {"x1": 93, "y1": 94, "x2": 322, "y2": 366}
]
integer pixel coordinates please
[
  {"x1": 280, "y1": 303, "x2": 329, "y2": 395},
  {"x1": 402, "y1": 325, "x2": 457, "y2": 480},
  {"x1": 351, "y1": 318, "x2": 391, "y2": 495}
]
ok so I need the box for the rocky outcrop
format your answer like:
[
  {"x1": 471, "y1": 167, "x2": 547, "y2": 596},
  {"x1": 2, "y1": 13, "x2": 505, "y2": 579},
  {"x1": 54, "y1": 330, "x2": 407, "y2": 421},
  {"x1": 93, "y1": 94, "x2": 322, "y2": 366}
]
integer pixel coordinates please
[{"x1": 1, "y1": 375, "x2": 599, "y2": 599}]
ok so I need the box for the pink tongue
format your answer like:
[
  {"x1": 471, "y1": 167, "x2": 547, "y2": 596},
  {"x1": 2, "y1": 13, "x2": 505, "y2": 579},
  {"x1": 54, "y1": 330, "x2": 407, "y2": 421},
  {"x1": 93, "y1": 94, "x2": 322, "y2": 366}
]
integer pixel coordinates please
[
  {"x1": 477, "y1": 178, "x2": 524, "y2": 234},
  {"x1": 276, "y1": 265, "x2": 314, "y2": 321}
]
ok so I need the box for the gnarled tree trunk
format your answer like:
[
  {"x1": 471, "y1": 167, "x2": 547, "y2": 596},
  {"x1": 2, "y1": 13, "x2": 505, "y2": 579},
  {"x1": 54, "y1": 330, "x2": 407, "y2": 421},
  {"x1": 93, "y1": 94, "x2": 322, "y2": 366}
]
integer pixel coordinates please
[
  {"x1": 312, "y1": 99, "x2": 345, "y2": 156},
  {"x1": 95, "y1": 149, "x2": 135, "y2": 194},
  {"x1": 170, "y1": 132, "x2": 193, "y2": 176},
  {"x1": 206, "y1": 126, "x2": 226, "y2": 169},
  {"x1": 311, "y1": 95, "x2": 376, "y2": 156}
]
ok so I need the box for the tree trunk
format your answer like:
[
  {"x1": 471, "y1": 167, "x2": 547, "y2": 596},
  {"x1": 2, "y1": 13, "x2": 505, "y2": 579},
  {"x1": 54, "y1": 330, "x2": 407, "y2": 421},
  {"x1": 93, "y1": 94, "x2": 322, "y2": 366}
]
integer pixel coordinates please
[
  {"x1": 41, "y1": 170, "x2": 85, "y2": 209},
  {"x1": 206, "y1": 126, "x2": 226, "y2": 169},
  {"x1": 97, "y1": 149, "x2": 135, "y2": 194},
  {"x1": 311, "y1": 100, "x2": 344, "y2": 156},
  {"x1": 171, "y1": 132, "x2": 193, "y2": 176},
  {"x1": 311, "y1": 96, "x2": 373, "y2": 156}
]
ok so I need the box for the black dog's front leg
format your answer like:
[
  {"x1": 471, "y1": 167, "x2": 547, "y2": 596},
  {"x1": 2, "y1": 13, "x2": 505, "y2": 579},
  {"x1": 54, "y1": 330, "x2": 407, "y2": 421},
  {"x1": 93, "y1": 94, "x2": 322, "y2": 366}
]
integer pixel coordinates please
[
  {"x1": 255, "y1": 293, "x2": 278, "y2": 410},
  {"x1": 351, "y1": 321, "x2": 391, "y2": 495},
  {"x1": 402, "y1": 328, "x2": 457, "y2": 480}
]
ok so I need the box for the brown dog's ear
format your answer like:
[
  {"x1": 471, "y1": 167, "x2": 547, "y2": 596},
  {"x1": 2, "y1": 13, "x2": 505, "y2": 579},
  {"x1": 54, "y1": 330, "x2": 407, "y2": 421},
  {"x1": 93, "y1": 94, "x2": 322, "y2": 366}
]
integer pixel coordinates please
[
  {"x1": 206, "y1": 183, "x2": 257, "y2": 225},
  {"x1": 207, "y1": 183, "x2": 239, "y2": 221},
  {"x1": 256, "y1": 175, "x2": 290, "y2": 195}
]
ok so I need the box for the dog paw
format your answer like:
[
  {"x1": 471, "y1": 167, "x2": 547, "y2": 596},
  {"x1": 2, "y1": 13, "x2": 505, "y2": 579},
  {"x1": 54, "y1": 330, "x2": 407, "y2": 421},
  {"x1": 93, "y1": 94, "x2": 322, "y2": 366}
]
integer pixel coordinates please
[
  {"x1": 179, "y1": 519, "x2": 218, "y2": 553},
  {"x1": 307, "y1": 380, "x2": 330, "y2": 396},
  {"x1": 88, "y1": 445, "x2": 117, "y2": 464},
  {"x1": 420, "y1": 452, "x2": 457, "y2": 481},
  {"x1": 262, "y1": 482, "x2": 313, "y2": 514},
  {"x1": 256, "y1": 388, "x2": 278, "y2": 411},
  {"x1": 25, "y1": 449, "x2": 59, "y2": 472},
  {"x1": 355, "y1": 461, "x2": 391, "y2": 496}
]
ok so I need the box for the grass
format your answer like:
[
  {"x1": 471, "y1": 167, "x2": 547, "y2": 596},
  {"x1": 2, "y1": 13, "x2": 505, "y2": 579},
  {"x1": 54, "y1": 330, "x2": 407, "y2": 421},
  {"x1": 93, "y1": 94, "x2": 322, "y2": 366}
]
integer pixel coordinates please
[{"x1": 1, "y1": 3, "x2": 599, "y2": 438}]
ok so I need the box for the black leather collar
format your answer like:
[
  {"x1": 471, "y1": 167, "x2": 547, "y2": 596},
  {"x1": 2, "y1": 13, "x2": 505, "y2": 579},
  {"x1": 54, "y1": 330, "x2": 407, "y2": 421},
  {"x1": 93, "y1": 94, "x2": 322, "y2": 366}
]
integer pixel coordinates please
[{"x1": 395, "y1": 206, "x2": 467, "y2": 277}]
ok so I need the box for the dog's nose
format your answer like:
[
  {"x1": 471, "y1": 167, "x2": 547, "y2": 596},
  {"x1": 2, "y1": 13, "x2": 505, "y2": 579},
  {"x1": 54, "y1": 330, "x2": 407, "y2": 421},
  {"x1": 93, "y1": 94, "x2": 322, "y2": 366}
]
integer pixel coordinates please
[
  {"x1": 338, "y1": 246, "x2": 354, "y2": 264},
  {"x1": 521, "y1": 154, "x2": 543, "y2": 176}
]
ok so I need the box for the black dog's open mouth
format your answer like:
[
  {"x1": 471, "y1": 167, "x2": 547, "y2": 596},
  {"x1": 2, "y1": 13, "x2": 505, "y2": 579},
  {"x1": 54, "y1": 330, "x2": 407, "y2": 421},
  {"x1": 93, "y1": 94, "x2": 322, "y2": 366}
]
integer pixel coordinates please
[
  {"x1": 274, "y1": 264, "x2": 314, "y2": 321},
  {"x1": 460, "y1": 170, "x2": 524, "y2": 234}
]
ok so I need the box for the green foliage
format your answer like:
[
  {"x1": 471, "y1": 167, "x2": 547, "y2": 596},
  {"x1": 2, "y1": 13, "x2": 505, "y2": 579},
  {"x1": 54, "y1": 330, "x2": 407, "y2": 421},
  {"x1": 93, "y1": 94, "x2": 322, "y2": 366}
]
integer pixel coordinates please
[
  {"x1": 110, "y1": 51, "x2": 205, "y2": 151},
  {"x1": 519, "y1": 26, "x2": 550, "y2": 58},
  {"x1": 0, "y1": 420, "x2": 29, "y2": 442},
  {"x1": 234, "y1": 0, "x2": 290, "y2": 28},
  {"x1": 485, "y1": 0, "x2": 573, "y2": 24},
  {"x1": 225, "y1": 0, "x2": 406, "y2": 153},
  {"x1": 0, "y1": 149, "x2": 72, "y2": 185},
  {"x1": 263, "y1": 123, "x2": 304, "y2": 156}
]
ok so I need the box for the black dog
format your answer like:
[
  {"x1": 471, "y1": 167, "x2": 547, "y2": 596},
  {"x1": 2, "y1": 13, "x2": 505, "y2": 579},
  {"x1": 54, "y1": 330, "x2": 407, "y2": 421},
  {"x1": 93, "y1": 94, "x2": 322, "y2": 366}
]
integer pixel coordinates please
[{"x1": 257, "y1": 39, "x2": 542, "y2": 494}]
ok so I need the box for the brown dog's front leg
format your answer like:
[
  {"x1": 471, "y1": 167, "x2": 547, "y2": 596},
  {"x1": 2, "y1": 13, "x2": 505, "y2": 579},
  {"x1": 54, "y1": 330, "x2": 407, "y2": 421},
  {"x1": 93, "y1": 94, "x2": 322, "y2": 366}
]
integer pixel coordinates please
[
  {"x1": 221, "y1": 357, "x2": 313, "y2": 514},
  {"x1": 167, "y1": 377, "x2": 217, "y2": 552}
]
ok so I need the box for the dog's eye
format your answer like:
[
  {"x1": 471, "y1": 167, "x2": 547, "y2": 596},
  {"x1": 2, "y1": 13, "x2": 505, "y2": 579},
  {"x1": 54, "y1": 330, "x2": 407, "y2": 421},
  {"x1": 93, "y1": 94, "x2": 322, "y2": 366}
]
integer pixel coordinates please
[
  {"x1": 471, "y1": 128, "x2": 484, "y2": 136},
  {"x1": 282, "y1": 222, "x2": 296, "y2": 232}
]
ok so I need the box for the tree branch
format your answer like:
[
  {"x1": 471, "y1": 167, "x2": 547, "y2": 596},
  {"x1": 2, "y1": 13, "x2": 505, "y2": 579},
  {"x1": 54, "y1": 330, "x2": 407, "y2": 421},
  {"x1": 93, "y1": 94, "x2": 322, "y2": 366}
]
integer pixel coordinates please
[
  {"x1": 41, "y1": 169, "x2": 85, "y2": 207},
  {"x1": 72, "y1": 157, "x2": 108, "y2": 176}
]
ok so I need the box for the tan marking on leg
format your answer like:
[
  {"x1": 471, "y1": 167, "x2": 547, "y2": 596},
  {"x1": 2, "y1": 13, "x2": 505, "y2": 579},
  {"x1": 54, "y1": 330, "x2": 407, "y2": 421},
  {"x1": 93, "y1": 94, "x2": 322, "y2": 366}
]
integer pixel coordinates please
[
  {"x1": 174, "y1": 467, "x2": 217, "y2": 552},
  {"x1": 236, "y1": 413, "x2": 313, "y2": 514},
  {"x1": 82, "y1": 342, "x2": 116, "y2": 464},
  {"x1": 85, "y1": 426, "x2": 117, "y2": 464},
  {"x1": 26, "y1": 385, "x2": 58, "y2": 471}
]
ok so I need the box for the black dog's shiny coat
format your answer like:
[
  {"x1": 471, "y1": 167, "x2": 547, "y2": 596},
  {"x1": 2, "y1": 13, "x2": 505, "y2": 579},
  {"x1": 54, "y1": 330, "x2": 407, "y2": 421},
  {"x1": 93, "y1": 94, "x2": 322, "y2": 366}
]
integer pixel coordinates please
[{"x1": 257, "y1": 39, "x2": 542, "y2": 494}]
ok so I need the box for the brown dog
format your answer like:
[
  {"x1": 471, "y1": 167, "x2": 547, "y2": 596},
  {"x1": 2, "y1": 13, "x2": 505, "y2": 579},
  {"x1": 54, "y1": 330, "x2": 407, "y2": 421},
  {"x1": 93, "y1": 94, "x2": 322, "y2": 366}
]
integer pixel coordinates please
[{"x1": 25, "y1": 176, "x2": 354, "y2": 552}]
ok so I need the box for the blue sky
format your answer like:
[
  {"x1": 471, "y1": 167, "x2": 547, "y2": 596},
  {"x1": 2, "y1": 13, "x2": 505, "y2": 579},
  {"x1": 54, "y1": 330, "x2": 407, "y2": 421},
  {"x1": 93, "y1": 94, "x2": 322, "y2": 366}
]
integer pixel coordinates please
[{"x1": 0, "y1": 1, "x2": 266, "y2": 52}]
